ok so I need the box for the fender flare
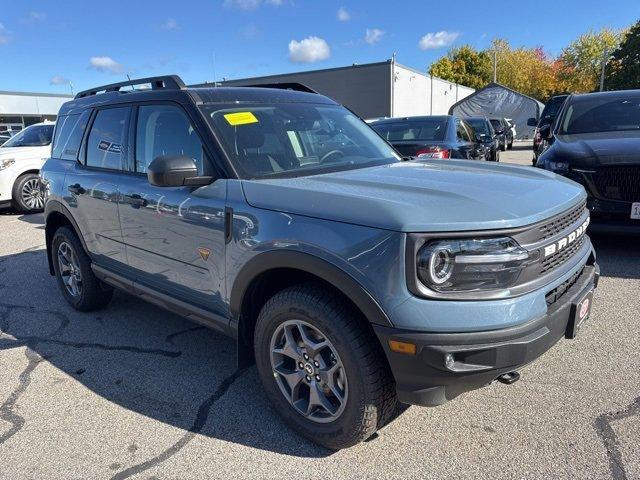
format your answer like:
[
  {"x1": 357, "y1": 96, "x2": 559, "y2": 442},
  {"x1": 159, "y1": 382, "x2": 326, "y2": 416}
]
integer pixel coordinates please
[
  {"x1": 44, "y1": 200, "x2": 88, "y2": 275},
  {"x1": 229, "y1": 250, "x2": 393, "y2": 328}
]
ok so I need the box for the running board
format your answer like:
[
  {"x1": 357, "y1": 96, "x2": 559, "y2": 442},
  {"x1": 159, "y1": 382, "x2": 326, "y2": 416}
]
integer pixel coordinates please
[{"x1": 91, "y1": 264, "x2": 233, "y2": 338}]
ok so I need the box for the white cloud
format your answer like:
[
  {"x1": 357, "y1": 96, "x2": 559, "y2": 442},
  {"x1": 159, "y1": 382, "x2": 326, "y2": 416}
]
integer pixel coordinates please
[
  {"x1": 89, "y1": 56, "x2": 124, "y2": 74},
  {"x1": 50, "y1": 76, "x2": 71, "y2": 85},
  {"x1": 0, "y1": 23, "x2": 10, "y2": 44},
  {"x1": 364, "y1": 28, "x2": 385, "y2": 45},
  {"x1": 23, "y1": 11, "x2": 46, "y2": 25},
  {"x1": 161, "y1": 18, "x2": 179, "y2": 30},
  {"x1": 224, "y1": 0, "x2": 283, "y2": 10},
  {"x1": 337, "y1": 7, "x2": 350, "y2": 21},
  {"x1": 288, "y1": 36, "x2": 330, "y2": 63},
  {"x1": 418, "y1": 31, "x2": 460, "y2": 50}
]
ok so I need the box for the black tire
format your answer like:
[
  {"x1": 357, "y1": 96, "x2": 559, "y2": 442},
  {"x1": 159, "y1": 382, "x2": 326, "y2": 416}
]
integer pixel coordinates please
[
  {"x1": 52, "y1": 226, "x2": 113, "y2": 311},
  {"x1": 254, "y1": 283, "x2": 398, "y2": 450},
  {"x1": 12, "y1": 173, "x2": 44, "y2": 213},
  {"x1": 507, "y1": 141, "x2": 513, "y2": 150},
  {"x1": 500, "y1": 142, "x2": 507, "y2": 152}
]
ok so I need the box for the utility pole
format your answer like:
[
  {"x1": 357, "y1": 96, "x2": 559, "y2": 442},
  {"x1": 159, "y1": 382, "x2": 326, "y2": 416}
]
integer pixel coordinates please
[
  {"x1": 599, "y1": 47, "x2": 608, "y2": 92},
  {"x1": 69, "y1": 81, "x2": 74, "y2": 96},
  {"x1": 493, "y1": 50, "x2": 497, "y2": 83}
]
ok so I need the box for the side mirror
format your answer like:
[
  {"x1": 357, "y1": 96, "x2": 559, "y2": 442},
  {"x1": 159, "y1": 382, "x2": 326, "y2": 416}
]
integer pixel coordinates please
[
  {"x1": 475, "y1": 133, "x2": 485, "y2": 142},
  {"x1": 147, "y1": 155, "x2": 211, "y2": 187},
  {"x1": 527, "y1": 117, "x2": 537, "y2": 127},
  {"x1": 495, "y1": 127, "x2": 504, "y2": 134}
]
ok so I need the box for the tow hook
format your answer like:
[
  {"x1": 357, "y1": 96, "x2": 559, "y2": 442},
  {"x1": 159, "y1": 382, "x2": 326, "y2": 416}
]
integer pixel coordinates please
[{"x1": 497, "y1": 371, "x2": 520, "y2": 385}]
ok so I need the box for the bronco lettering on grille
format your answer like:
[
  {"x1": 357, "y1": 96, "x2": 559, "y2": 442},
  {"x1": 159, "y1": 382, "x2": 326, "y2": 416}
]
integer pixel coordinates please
[{"x1": 543, "y1": 217, "x2": 590, "y2": 258}]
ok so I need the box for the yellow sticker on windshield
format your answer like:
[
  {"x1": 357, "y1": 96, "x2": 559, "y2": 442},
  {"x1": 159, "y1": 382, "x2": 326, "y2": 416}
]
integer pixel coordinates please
[{"x1": 224, "y1": 111, "x2": 258, "y2": 126}]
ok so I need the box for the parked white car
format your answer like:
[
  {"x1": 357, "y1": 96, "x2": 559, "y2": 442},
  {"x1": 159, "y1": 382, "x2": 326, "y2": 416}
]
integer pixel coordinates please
[{"x1": 0, "y1": 122, "x2": 54, "y2": 213}]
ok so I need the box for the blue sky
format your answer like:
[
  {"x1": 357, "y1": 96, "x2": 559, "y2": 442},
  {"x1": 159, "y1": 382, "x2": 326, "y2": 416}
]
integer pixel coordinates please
[{"x1": 0, "y1": 0, "x2": 638, "y2": 94}]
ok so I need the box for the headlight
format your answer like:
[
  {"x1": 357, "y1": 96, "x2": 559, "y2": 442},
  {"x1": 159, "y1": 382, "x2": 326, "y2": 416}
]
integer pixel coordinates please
[
  {"x1": 0, "y1": 158, "x2": 15, "y2": 171},
  {"x1": 416, "y1": 237, "x2": 533, "y2": 293},
  {"x1": 547, "y1": 161, "x2": 569, "y2": 174}
]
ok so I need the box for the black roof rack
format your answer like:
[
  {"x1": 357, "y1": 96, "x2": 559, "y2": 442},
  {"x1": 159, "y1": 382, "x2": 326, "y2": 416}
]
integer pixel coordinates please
[
  {"x1": 75, "y1": 75, "x2": 186, "y2": 99},
  {"x1": 241, "y1": 83, "x2": 318, "y2": 94}
]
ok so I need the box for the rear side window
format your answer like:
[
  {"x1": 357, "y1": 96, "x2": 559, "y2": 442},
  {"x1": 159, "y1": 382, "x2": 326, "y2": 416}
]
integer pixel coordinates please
[
  {"x1": 135, "y1": 104, "x2": 204, "y2": 174},
  {"x1": 52, "y1": 111, "x2": 90, "y2": 160},
  {"x1": 371, "y1": 119, "x2": 447, "y2": 142},
  {"x1": 86, "y1": 107, "x2": 129, "y2": 170}
]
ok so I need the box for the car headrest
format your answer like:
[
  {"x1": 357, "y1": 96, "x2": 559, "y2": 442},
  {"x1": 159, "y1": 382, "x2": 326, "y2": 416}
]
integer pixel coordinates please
[{"x1": 236, "y1": 123, "x2": 265, "y2": 150}]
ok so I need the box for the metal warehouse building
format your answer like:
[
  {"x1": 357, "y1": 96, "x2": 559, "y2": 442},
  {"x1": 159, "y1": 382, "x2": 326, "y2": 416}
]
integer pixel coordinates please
[
  {"x1": 194, "y1": 59, "x2": 475, "y2": 120},
  {"x1": 0, "y1": 91, "x2": 72, "y2": 134}
]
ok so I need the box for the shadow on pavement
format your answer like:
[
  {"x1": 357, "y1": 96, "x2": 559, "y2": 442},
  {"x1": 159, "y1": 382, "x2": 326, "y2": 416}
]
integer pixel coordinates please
[
  {"x1": 0, "y1": 248, "x2": 333, "y2": 460},
  {"x1": 590, "y1": 233, "x2": 640, "y2": 280}
]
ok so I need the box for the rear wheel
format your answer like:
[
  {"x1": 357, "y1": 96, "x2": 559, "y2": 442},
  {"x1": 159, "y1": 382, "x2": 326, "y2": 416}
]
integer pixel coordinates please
[
  {"x1": 12, "y1": 173, "x2": 44, "y2": 213},
  {"x1": 52, "y1": 226, "x2": 113, "y2": 311},
  {"x1": 254, "y1": 283, "x2": 397, "y2": 449}
]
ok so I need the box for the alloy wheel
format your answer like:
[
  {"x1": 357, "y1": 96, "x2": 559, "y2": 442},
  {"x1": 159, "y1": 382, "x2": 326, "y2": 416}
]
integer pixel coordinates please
[
  {"x1": 270, "y1": 320, "x2": 348, "y2": 423},
  {"x1": 21, "y1": 178, "x2": 44, "y2": 210},
  {"x1": 57, "y1": 241, "x2": 83, "y2": 297}
]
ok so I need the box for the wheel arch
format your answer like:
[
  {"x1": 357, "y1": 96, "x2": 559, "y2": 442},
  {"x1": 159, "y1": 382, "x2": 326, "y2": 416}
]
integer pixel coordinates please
[
  {"x1": 230, "y1": 250, "x2": 393, "y2": 367},
  {"x1": 44, "y1": 200, "x2": 88, "y2": 276}
]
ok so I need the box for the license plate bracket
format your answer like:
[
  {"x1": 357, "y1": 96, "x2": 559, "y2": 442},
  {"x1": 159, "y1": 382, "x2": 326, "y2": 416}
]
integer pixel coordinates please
[{"x1": 566, "y1": 288, "x2": 594, "y2": 339}]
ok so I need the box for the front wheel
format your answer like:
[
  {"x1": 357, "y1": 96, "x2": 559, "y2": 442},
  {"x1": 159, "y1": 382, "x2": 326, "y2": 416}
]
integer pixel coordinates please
[
  {"x1": 12, "y1": 173, "x2": 44, "y2": 213},
  {"x1": 254, "y1": 284, "x2": 397, "y2": 449}
]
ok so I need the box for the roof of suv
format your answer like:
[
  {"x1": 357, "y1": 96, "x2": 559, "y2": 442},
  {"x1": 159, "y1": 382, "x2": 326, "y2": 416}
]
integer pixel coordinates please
[{"x1": 58, "y1": 75, "x2": 337, "y2": 116}]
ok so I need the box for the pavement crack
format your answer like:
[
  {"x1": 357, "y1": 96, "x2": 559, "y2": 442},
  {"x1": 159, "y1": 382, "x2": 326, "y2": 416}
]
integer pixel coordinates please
[
  {"x1": 594, "y1": 396, "x2": 640, "y2": 480},
  {"x1": 110, "y1": 367, "x2": 248, "y2": 480},
  {"x1": 0, "y1": 348, "x2": 44, "y2": 444},
  {"x1": 165, "y1": 326, "x2": 205, "y2": 346}
]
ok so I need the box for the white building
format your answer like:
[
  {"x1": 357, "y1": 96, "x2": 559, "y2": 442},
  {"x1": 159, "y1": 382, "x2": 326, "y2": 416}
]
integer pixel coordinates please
[
  {"x1": 193, "y1": 59, "x2": 475, "y2": 120},
  {"x1": 0, "y1": 91, "x2": 72, "y2": 134}
]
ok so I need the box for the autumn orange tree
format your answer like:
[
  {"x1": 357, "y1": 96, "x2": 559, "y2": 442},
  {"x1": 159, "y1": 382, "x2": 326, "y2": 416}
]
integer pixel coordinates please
[{"x1": 428, "y1": 25, "x2": 629, "y2": 101}]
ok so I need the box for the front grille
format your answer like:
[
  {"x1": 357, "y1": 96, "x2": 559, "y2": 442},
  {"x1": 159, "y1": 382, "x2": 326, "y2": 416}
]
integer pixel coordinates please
[
  {"x1": 545, "y1": 266, "x2": 584, "y2": 306},
  {"x1": 539, "y1": 200, "x2": 587, "y2": 240},
  {"x1": 541, "y1": 236, "x2": 586, "y2": 274},
  {"x1": 592, "y1": 166, "x2": 640, "y2": 202}
]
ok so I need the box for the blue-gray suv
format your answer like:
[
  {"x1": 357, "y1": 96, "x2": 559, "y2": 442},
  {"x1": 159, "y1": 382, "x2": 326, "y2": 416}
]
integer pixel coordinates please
[{"x1": 41, "y1": 75, "x2": 599, "y2": 449}]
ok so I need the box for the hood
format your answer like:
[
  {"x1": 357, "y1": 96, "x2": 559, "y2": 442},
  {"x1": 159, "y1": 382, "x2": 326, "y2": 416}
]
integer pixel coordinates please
[
  {"x1": 0, "y1": 145, "x2": 51, "y2": 161},
  {"x1": 241, "y1": 160, "x2": 585, "y2": 232},
  {"x1": 555, "y1": 131, "x2": 640, "y2": 167}
]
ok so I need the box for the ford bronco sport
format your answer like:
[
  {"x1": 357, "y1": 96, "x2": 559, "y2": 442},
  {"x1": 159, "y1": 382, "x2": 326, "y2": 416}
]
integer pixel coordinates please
[{"x1": 41, "y1": 76, "x2": 599, "y2": 449}]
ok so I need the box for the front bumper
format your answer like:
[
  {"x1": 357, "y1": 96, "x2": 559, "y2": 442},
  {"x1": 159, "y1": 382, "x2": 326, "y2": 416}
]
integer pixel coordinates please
[{"x1": 374, "y1": 263, "x2": 599, "y2": 407}]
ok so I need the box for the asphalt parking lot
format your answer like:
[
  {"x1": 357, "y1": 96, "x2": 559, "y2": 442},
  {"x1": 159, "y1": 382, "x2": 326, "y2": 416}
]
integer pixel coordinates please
[{"x1": 1, "y1": 145, "x2": 638, "y2": 479}]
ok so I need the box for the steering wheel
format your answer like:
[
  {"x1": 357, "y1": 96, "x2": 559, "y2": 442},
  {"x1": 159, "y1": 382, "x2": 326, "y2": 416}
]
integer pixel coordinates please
[{"x1": 320, "y1": 149, "x2": 345, "y2": 163}]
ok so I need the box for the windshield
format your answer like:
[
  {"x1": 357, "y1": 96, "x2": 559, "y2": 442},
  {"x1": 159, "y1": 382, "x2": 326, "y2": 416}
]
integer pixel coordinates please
[
  {"x1": 203, "y1": 103, "x2": 400, "y2": 179},
  {"x1": 2, "y1": 124, "x2": 54, "y2": 148},
  {"x1": 489, "y1": 119, "x2": 502, "y2": 130},
  {"x1": 559, "y1": 94, "x2": 640, "y2": 135},
  {"x1": 466, "y1": 119, "x2": 490, "y2": 135},
  {"x1": 371, "y1": 118, "x2": 447, "y2": 142},
  {"x1": 541, "y1": 96, "x2": 567, "y2": 119}
]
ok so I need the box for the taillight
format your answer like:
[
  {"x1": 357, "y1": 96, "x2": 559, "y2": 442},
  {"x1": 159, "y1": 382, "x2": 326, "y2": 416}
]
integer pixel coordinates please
[{"x1": 416, "y1": 146, "x2": 451, "y2": 159}]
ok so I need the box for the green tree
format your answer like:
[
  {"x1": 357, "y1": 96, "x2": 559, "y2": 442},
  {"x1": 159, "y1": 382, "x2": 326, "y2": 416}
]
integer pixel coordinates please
[
  {"x1": 428, "y1": 45, "x2": 492, "y2": 89},
  {"x1": 556, "y1": 28, "x2": 623, "y2": 92},
  {"x1": 605, "y1": 20, "x2": 640, "y2": 90}
]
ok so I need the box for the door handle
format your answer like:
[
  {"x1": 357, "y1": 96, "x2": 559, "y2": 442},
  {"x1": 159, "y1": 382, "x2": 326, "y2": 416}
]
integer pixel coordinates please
[
  {"x1": 68, "y1": 184, "x2": 86, "y2": 195},
  {"x1": 125, "y1": 194, "x2": 147, "y2": 208}
]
